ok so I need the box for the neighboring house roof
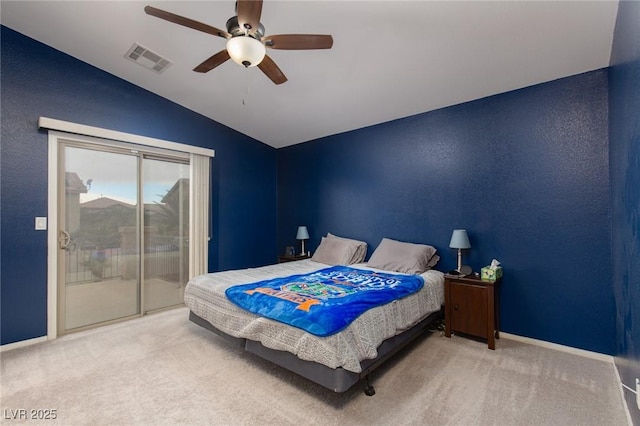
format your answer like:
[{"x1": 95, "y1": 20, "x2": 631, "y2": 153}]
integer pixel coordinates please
[
  {"x1": 65, "y1": 172, "x2": 88, "y2": 194},
  {"x1": 81, "y1": 197, "x2": 134, "y2": 210},
  {"x1": 80, "y1": 197, "x2": 165, "y2": 214}
]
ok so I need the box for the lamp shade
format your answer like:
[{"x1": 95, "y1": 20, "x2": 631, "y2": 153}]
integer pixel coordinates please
[
  {"x1": 296, "y1": 226, "x2": 309, "y2": 240},
  {"x1": 226, "y1": 36, "x2": 266, "y2": 68},
  {"x1": 449, "y1": 229, "x2": 471, "y2": 249}
]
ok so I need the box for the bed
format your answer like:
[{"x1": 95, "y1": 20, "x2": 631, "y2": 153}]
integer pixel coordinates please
[{"x1": 184, "y1": 236, "x2": 445, "y2": 395}]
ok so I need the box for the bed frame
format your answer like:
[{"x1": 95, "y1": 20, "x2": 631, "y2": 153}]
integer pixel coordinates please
[{"x1": 189, "y1": 308, "x2": 442, "y2": 395}]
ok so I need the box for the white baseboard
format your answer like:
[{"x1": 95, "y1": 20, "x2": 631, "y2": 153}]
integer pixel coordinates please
[
  {"x1": 500, "y1": 332, "x2": 614, "y2": 363},
  {"x1": 0, "y1": 335, "x2": 48, "y2": 353}
]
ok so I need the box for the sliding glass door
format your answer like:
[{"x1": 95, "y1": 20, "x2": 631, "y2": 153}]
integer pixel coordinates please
[{"x1": 59, "y1": 143, "x2": 190, "y2": 333}]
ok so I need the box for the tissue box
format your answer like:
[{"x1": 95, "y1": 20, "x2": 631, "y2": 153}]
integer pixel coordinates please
[{"x1": 481, "y1": 266, "x2": 503, "y2": 281}]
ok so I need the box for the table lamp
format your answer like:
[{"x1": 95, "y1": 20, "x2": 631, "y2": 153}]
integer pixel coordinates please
[
  {"x1": 449, "y1": 229, "x2": 471, "y2": 274},
  {"x1": 296, "y1": 226, "x2": 309, "y2": 256}
]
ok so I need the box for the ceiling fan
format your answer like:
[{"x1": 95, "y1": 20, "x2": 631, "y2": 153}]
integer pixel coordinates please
[{"x1": 144, "y1": 1, "x2": 333, "y2": 85}]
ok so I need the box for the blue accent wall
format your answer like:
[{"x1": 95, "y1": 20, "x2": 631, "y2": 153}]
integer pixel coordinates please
[
  {"x1": 278, "y1": 70, "x2": 613, "y2": 355},
  {"x1": 609, "y1": 1, "x2": 640, "y2": 422},
  {"x1": 0, "y1": 26, "x2": 277, "y2": 345},
  {"x1": 3, "y1": 11, "x2": 633, "y2": 389}
]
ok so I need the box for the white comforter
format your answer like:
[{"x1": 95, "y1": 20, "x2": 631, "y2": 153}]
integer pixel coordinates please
[{"x1": 184, "y1": 260, "x2": 444, "y2": 373}]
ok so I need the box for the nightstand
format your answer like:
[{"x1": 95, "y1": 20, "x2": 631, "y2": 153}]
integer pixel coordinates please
[
  {"x1": 444, "y1": 273, "x2": 501, "y2": 349},
  {"x1": 278, "y1": 254, "x2": 311, "y2": 263}
]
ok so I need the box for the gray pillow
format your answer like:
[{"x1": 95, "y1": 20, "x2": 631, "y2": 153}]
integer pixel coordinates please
[
  {"x1": 327, "y1": 233, "x2": 367, "y2": 264},
  {"x1": 311, "y1": 237, "x2": 359, "y2": 265},
  {"x1": 367, "y1": 238, "x2": 438, "y2": 274}
]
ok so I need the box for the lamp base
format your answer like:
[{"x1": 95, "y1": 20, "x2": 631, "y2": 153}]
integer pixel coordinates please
[
  {"x1": 455, "y1": 248, "x2": 472, "y2": 276},
  {"x1": 459, "y1": 265, "x2": 472, "y2": 276}
]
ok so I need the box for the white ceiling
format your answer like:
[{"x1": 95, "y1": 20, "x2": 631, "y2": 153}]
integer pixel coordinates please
[{"x1": 1, "y1": 1, "x2": 619, "y2": 148}]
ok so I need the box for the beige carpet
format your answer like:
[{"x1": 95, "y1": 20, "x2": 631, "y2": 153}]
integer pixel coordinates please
[{"x1": 0, "y1": 307, "x2": 629, "y2": 426}]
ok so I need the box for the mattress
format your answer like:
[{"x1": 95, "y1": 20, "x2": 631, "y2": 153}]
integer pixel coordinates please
[{"x1": 184, "y1": 259, "x2": 444, "y2": 373}]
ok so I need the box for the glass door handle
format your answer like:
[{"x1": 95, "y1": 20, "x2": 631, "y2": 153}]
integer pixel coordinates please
[{"x1": 59, "y1": 230, "x2": 71, "y2": 250}]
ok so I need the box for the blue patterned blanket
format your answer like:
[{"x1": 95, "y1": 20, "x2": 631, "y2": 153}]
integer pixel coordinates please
[{"x1": 225, "y1": 266, "x2": 424, "y2": 337}]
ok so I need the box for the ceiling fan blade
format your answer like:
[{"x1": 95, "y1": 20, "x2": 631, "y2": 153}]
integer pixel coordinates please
[
  {"x1": 236, "y1": 0, "x2": 263, "y2": 35},
  {"x1": 258, "y1": 55, "x2": 287, "y2": 85},
  {"x1": 264, "y1": 34, "x2": 333, "y2": 50},
  {"x1": 193, "y1": 50, "x2": 230, "y2": 73},
  {"x1": 144, "y1": 5, "x2": 229, "y2": 39}
]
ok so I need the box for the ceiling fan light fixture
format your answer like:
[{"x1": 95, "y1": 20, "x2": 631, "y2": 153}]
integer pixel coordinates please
[{"x1": 226, "y1": 36, "x2": 266, "y2": 68}]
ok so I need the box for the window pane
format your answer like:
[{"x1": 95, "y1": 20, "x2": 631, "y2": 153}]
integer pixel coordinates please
[
  {"x1": 143, "y1": 158, "x2": 189, "y2": 311},
  {"x1": 64, "y1": 146, "x2": 139, "y2": 329}
]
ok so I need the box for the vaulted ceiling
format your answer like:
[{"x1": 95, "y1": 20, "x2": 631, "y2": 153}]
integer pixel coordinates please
[{"x1": 1, "y1": 1, "x2": 619, "y2": 148}]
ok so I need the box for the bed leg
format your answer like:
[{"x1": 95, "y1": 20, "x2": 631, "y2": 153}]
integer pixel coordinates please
[{"x1": 363, "y1": 375, "x2": 376, "y2": 396}]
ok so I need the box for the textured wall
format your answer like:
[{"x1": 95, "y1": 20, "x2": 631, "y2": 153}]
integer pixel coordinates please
[
  {"x1": 0, "y1": 26, "x2": 277, "y2": 345},
  {"x1": 278, "y1": 70, "x2": 613, "y2": 354},
  {"x1": 609, "y1": 0, "x2": 640, "y2": 422}
]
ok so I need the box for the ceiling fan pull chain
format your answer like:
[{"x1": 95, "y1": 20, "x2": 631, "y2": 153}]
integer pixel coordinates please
[{"x1": 242, "y1": 67, "x2": 250, "y2": 106}]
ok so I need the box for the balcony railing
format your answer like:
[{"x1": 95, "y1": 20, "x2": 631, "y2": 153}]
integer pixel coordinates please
[{"x1": 65, "y1": 241, "x2": 186, "y2": 285}]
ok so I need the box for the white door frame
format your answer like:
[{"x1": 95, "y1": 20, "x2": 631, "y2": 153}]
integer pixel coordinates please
[{"x1": 43, "y1": 118, "x2": 214, "y2": 340}]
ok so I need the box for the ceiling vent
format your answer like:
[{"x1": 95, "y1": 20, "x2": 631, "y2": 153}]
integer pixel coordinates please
[{"x1": 125, "y1": 43, "x2": 172, "y2": 74}]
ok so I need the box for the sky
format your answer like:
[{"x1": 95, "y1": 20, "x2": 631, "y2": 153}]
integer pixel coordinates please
[{"x1": 66, "y1": 146, "x2": 188, "y2": 205}]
